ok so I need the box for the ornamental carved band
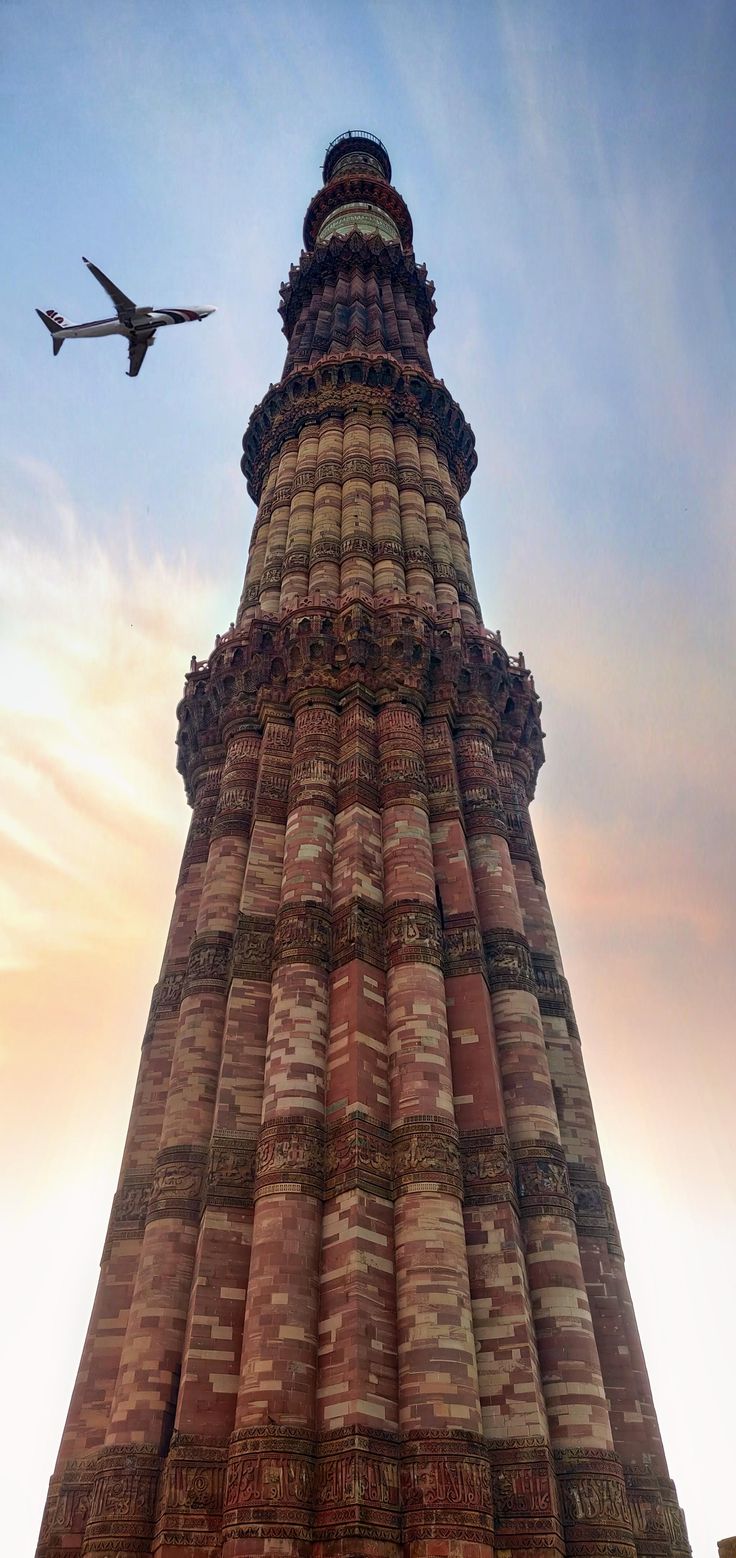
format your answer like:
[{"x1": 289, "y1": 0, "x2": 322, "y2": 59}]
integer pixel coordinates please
[
  {"x1": 625, "y1": 1471, "x2": 690, "y2": 1557},
  {"x1": 314, "y1": 1426, "x2": 400, "y2": 1543},
  {"x1": 460, "y1": 1127, "x2": 515, "y2": 1207},
  {"x1": 205, "y1": 1130, "x2": 257, "y2": 1211},
  {"x1": 211, "y1": 785, "x2": 256, "y2": 838},
  {"x1": 378, "y1": 752, "x2": 429, "y2": 808},
  {"x1": 392, "y1": 1116, "x2": 463, "y2": 1198},
  {"x1": 103, "y1": 1174, "x2": 151, "y2": 1257},
  {"x1": 461, "y1": 785, "x2": 508, "y2": 839},
  {"x1": 178, "y1": 799, "x2": 216, "y2": 876},
  {"x1": 273, "y1": 901, "x2": 332, "y2": 969},
  {"x1": 184, "y1": 930, "x2": 233, "y2": 995},
  {"x1": 483, "y1": 926, "x2": 536, "y2": 993},
  {"x1": 554, "y1": 1450, "x2": 636, "y2": 1558},
  {"x1": 443, "y1": 912, "x2": 485, "y2": 978},
  {"x1": 143, "y1": 967, "x2": 185, "y2": 1042},
  {"x1": 336, "y1": 756, "x2": 380, "y2": 811},
  {"x1": 288, "y1": 756, "x2": 337, "y2": 812},
  {"x1": 533, "y1": 948, "x2": 578, "y2": 1032},
  {"x1": 147, "y1": 1145, "x2": 207, "y2": 1224},
  {"x1": 385, "y1": 901, "x2": 443, "y2": 967},
  {"x1": 231, "y1": 911, "x2": 275, "y2": 982},
  {"x1": 223, "y1": 1426, "x2": 315, "y2": 1541},
  {"x1": 85, "y1": 1447, "x2": 160, "y2": 1553},
  {"x1": 426, "y1": 764, "x2": 462, "y2": 820},
  {"x1": 331, "y1": 897, "x2": 385, "y2": 970},
  {"x1": 278, "y1": 232, "x2": 436, "y2": 336},
  {"x1": 514, "y1": 1140, "x2": 574, "y2": 1220},
  {"x1": 489, "y1": 1437, "x2": 562, "y2": 1549},
  {"x1": 37, "y1": 1467, "x2": 93, "y2": 1555},
  {"x1": 399, "y1": 1430, "x2": 493, "y2": 1544},
  {"x1": 176, "y1": 608, "x2": 543, "y2": 802},
  {"x1": 623, "y1": 1470, "x2": 692, "y2": 1558},
  {"x1": 324, "y1": 1115, "x2": 392, "y2": 1199},
  {"x1": 569, "y1": 1163, "x2": 622, "y2": 1254},
  {"x1": 157, "y1": 1437, "x2": 227, "y2": 1541},
  {"x1": 254, "y1": 1116, "x2": 324, "y2": 1198}
]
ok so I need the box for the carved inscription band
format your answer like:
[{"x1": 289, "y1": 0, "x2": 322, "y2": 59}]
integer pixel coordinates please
[
  {"x1": 392, "y1": 1116, "x2": 462, "y2": 1198},
  {"x1": 513, "y1": 1140, "x2": 574, "y2": 1221},
  {"x1": 400, "y1": 1430, "x2": 493, "y2": 1544},
  {"x1": 236, "y1": 899, "x2": 469, "y2": 977},
  {"x1": 569, "y1": 1163, "x2": 622, "y2": 1254},
  {"x1": 314, "y1": 1426, "x2": 400, "y2": 1545},
  {"x1": 483, "y1": 926, "x2": 536, "y2": 994},
  {"x1": 460, "y1": 1128, "x2": 515, "y2": 1207},
  {"x1": 84, "y1": 1446, "x2": 160, "y2": 1553},
  {"x1": 224, "y1": 1426, "x2": 314, "y2": 1544},
  {"x1": 147, "y1": 1145, "x2": 208, "y2": 1225},
  {"x1": 185, "y1": 930, "x2": 234, "y2": 996},
  {"x1": 554, "y1": 1450, "x2": 637, "y2": 1558},
  {"x1": 254, "y1": 1116, "x2": 324, "y2": 1199},
  {"x1": 156, "y1": 1435, "x2": 227, "y2": 1547},
  {"x1": 224, "y1": 1425, "x2": 494, "y2": 1546},
  {"x1": 489, "y1": 1436, "x2": 561, "y2": 1550},
  {"x1": 324, "y1": 1115, "x2": 391, "y2": 1200},
  {"x1": 109, "y1": 1127, "x2": 592, "y2": 1230}
]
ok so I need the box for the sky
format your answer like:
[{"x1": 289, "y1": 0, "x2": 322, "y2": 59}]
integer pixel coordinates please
[{"x1": 1, "y1": 2, "x2": 735, "y2": 1554}]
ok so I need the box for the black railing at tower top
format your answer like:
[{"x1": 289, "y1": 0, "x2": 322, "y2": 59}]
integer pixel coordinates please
[{"x1": 322, "y1": 130, "x2": 391, "y2": 184}]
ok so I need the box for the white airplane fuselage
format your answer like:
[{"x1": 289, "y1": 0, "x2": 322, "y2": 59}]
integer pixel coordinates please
[{"x1": 48, "y1": 307, "x2": 214, "y2": 340}]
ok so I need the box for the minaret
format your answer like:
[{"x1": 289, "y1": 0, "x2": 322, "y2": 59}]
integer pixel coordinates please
[{"x1": 37, "y1": 131, "x2": 690, "y2": 1558}]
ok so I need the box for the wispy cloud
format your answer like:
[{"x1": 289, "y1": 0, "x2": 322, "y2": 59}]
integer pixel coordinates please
[{"x1": 0, "y1": 460, "x2": 220, "y2": 972}]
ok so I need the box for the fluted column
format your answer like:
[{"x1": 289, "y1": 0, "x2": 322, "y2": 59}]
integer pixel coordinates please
[
  {"x1": 507, "y1": 763, "x2": 689, "y2": 1557},
  {"x1": 238, "y1": 457, "x2": 279, "y2": 623},
  {"x1": 83, "y1": 735, "x2": 253, "y2": 1556},
  {"x1": 314, "y1": 691, "x2": 400, "y2": 1558},
  {"x1": 281, "y1": 428, "x2": 319, "y2": 609},
  {"x1": 309, "y1": 419, "x2": 343, "y2": 597},
  {"x1": 395, "y1": 424, "x2": 436, "y2": 608},
  {"x1": 378, "y1": 697, "x2": 493, "y2": 1558},
  {"x1": 437, "y1": 456, "x2": 480, "y2": 625},
  {"x1": 425, "y1": 708, "x2": 561, "y2": 1557},
  {"x1": 418, "y1": 435, "x2": 458, "y2": 613},
  {"x1": 37, "y1": 768, "x2": 220, "y2": 1558},
  {"x1": 340, "y1": 410, "x2": 373, "y2": 596},
  {"x1": 260, "y1": 440, "x2": 298, "y2": 615},
  {"x1": 222, "y1": 696, "x2": 338, "y2": 1558},
  {"x1": 455, "y1": 716, "x2": 636, "y2": 1558},
  {"x1": 152, "y1": 724, "x2": 268, "y2": 1554},
  {"x1": 370, "y1": 415, "x2": 405, "y2": 597}
]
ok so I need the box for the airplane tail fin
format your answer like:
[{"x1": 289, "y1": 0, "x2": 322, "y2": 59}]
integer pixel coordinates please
[{"x1": 36, "y1": 308, "x2": 71, "y2": 355}]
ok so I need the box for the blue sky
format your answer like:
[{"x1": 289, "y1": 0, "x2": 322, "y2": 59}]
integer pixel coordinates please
[{"x1": 1, "y1": 5, "x2": 735, "y2": 1555}]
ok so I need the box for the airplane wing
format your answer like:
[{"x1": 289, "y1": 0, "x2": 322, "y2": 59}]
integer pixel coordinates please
[
  {"x1": 83, "y1": 257, "x2": 136, "y2": 318},
  {"x1": 127, "y1": 331, "x2": 155, "y2": 378}
]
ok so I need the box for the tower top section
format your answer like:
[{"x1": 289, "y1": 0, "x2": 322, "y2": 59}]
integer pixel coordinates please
[
  {"x1": 322, "y1": 130, "x2": 392, "y2": 184},
  {"x1": 304, "y1": 131, "x2": 412, "y2": 251}
]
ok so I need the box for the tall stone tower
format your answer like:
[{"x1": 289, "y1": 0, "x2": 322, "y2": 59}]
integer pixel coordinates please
[{"x1": 37, "y1": 133, "x2": 689, "y2": 1558}]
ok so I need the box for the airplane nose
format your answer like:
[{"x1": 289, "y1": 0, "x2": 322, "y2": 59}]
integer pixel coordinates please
[{"x1": 201, "y1": 307, "x2": 216, "y2": 317}]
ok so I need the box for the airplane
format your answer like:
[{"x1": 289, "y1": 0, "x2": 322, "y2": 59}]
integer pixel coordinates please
[{"x1": 36, "y1": 257, "x2": 215, "y2": 377}]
